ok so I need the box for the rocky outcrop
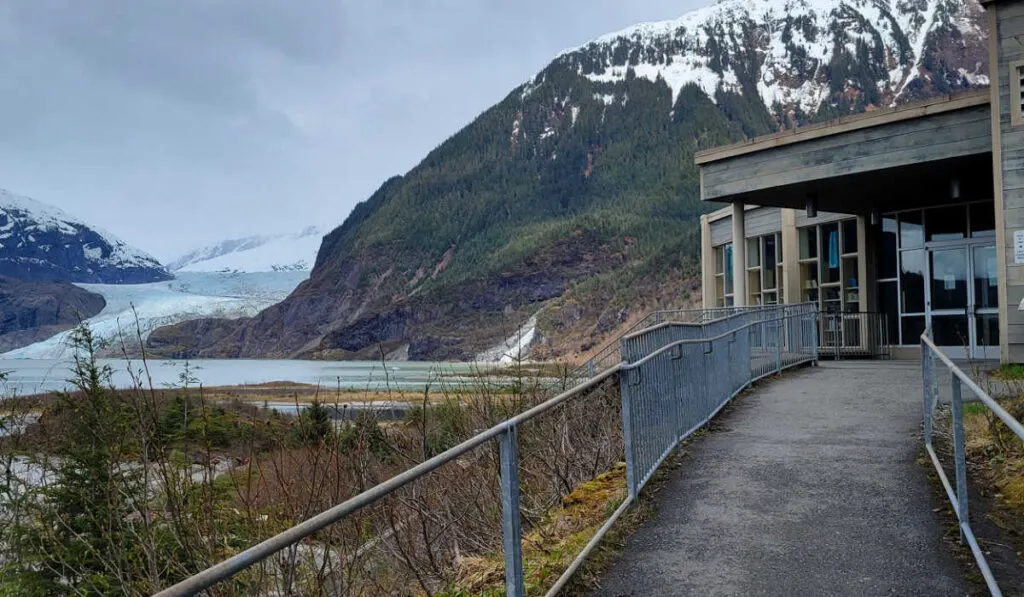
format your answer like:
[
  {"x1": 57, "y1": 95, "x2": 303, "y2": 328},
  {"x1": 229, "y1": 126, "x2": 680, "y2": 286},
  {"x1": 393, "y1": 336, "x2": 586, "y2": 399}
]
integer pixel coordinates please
[{"x1": 0, "y1": 276, "x2": 106, "y2": 353}]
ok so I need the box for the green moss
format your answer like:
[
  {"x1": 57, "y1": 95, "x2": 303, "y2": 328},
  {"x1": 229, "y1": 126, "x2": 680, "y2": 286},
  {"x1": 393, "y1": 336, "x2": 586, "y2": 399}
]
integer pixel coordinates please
[{"x1": 993, "y1": 363, "x2": 1024, "y2": 380}]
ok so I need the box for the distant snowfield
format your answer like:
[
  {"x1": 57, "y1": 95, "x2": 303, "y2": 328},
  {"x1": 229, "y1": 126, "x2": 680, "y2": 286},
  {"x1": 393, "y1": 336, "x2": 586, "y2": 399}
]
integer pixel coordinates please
[
  {"x1": 1, "y1": 271, "x2": 308, "y2": 360},
  {"x1": 171, "y1": 227, "x2": 322, "y2": 273}
]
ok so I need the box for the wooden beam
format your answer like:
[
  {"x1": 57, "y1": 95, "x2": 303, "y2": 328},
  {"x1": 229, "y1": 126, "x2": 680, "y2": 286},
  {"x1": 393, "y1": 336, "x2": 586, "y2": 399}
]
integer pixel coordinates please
[{"x1": 695, "y1": 91, "x2": 990, "y2": 165}]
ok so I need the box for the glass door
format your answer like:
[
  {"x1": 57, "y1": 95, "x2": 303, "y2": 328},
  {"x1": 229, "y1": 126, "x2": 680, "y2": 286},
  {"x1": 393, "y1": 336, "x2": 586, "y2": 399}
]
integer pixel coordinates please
[
  {"x1": 972, "y1": 245, "x2": 999, "y2": 360},
  {"x1": 929, "y1": 248, "x2": 971, "y2": 358},
  {"x1": 927, "y1": 244, "x2": 1000, "y2": 360}
]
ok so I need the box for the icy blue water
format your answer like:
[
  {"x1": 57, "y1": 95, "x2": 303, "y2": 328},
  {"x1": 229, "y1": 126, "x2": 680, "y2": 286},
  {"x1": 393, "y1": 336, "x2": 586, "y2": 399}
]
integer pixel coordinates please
[{"x1": 0, "y1": 358, "x2": 489, "y2": 397}]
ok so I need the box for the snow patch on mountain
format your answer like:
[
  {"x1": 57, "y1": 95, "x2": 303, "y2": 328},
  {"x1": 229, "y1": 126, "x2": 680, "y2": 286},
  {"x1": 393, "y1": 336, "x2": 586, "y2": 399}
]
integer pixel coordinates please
[
  {"x1": 0, "y1": 188, "x2": 168, "y2": 282},
  {"x1": 169, "y1": 227, "x2": 322, "y2": 273},
  {"x1": 527, "y1": 0, "x2": 984, "y2": 118}
]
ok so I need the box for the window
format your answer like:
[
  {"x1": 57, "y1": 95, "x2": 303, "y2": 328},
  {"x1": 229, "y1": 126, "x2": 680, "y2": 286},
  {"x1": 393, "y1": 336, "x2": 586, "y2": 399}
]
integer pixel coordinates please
[
  {"x1": 1012, "y1": 60, "x2": 1024, "y2": 127},
  {"x1": 798, "y1": 219, "x2": 858, "y2": 314},
  {"x1": 713, "y1": 243, "x2": 734, "y2": 307},
  {"x1": 799, "y1": 227, "x2": 817, "y2": 260},
  {"x1": 879, "y1": 216, "x2": 898, "y2": 279},
  {"x1": 970, "y1": 202, "x2": 995, "y2": 238},
  {"x1": 746, "y1": 238, "x2": 760, "y2": 268},
  {"x1": 926, "y1": 205, "x2": 966, "y2": 242}
]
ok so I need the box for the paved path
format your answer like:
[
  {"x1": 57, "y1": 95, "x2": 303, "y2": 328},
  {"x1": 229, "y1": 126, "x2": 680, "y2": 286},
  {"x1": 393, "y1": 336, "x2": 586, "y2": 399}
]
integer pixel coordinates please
[{"x1": 593, "y1": 361, "x2": 966, "y2": 597}]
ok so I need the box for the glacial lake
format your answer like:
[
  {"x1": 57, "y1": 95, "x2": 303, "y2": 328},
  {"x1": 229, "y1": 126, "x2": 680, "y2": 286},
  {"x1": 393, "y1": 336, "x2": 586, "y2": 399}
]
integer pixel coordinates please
[{"x1": 0, "y1": 358, "x2": 494, "y2": 397}]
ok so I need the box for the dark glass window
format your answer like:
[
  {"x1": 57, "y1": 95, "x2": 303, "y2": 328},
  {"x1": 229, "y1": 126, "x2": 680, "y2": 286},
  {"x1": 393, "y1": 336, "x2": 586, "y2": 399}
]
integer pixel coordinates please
[
  {"x1": 976, "y1": 314, "x2": 999, "y2": 347},
  {"x1": 970, "y1": 202, "x2": 996, "y2": 238},
  {"x1": 763, "y1": 235, "x2": 777, "y2": 289},
  {"x1": 842, "y1": 219, "x2": 857, "y2": 254},
  {"x1": 900, "y1": 249, "x2": 926, "y2": 313},
  {"x1": 821, "y1": 222, "x2": 840, "y2": 283},
  {"x1": 900, "y1": 211, "x2": 923, "y2": 249},
  {"x1": 901, "y1": 316, "x2": 926, "y2": 346},
  {"x1": 932, "y1": 315, "x2": 970, "y2": 347},
  {"x1": 926, "y1": 205, "x2": 967, "y2": 242},
  {"x1": 878, "y1": 281, "x2": 899, "y2": 345},
  {"x1": 879, "y1": 216, "x2": 898, "y2": 279}
]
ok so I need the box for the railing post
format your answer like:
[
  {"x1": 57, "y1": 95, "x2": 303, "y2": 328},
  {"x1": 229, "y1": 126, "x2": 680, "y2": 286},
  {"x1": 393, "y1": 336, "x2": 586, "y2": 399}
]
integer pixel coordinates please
[
  {"x1": 951, "y1": 375, "x2": 969, "y2": 539},
  {"x1": 499, "y1": 426, "x2": 524, "y2": 597},
  {"x1": 922, "y1": 341, "x2": 933, "y2": 446},
  {"x1": 620, "y1": 369, "x2": 638, "y2": 501},
  {"x1": 812, "y1": 310, "x2": 820, "y2": 365},
  {"x1": 775, "y1": 317, "x2": 783, "y2": 374}
]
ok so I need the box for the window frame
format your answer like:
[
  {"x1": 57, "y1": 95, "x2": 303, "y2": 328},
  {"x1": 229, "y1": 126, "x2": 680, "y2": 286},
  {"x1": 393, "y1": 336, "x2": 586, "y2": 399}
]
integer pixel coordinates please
[{"x1": 1012, "y1": 59, "x2": 1024, "y2": 128}]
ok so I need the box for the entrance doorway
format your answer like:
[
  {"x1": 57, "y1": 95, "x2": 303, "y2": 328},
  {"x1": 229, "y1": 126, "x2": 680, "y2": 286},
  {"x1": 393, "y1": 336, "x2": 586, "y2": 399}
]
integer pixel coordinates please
[{"x1": 928, "y1": 244, "x2": 999, "y2": 359}]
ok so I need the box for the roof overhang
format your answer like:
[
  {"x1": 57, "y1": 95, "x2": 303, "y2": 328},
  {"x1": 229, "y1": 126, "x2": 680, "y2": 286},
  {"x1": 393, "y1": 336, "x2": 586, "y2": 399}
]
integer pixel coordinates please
[
  {"x1": 695, "y1": 91, "x2": 989, "y2": 166},
  {"x1": 695, "y1": 90, "x2": 992, "y2": 212}
]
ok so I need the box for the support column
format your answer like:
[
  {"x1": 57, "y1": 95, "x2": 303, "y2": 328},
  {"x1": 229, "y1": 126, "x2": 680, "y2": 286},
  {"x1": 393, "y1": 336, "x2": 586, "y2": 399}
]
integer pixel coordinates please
[
  {"x1": 732, "y1": 202, "x2": 747, "y2": 306},
  {"x1": 781, "y1": 209, "x2": 800, "y2": 304},
  {"x1": 857, "y1": 216, "x2": 873, "y2": 313}
]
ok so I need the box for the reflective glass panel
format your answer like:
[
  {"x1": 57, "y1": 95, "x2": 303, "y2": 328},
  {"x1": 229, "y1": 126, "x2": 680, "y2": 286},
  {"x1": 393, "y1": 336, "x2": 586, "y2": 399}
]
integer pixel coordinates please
[
  {"x1": 900, "y1": 211, "x2": 924, "y2": 249},
  {"x1": 900, "y1": 249, "x2": 926, "y2": 313},
  {"x1": 973, "y1": 245, "x2": 998, "y2": 310},
  {"x1": 930, "y1": 248, "x2": 968, "y2": 311}
]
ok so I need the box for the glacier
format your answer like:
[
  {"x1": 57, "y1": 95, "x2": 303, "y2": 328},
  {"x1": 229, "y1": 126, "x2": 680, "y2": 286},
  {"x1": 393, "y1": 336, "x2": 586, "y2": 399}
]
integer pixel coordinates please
[{"x1": 0, "y1": 271, "x2": 308, "y2": 360}]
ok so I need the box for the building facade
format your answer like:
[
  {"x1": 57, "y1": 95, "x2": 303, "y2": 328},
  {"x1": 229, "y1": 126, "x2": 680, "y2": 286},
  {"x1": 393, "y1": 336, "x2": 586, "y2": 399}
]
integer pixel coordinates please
[{"x1": 697, "y1": 0, "x2": 1023, "y2": 361}]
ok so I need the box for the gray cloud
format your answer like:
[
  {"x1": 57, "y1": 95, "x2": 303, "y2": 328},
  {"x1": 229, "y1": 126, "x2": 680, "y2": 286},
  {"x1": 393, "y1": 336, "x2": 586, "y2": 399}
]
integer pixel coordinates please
[{"x1": 0, "y1": 0, "x2": 703, "y2": 261}]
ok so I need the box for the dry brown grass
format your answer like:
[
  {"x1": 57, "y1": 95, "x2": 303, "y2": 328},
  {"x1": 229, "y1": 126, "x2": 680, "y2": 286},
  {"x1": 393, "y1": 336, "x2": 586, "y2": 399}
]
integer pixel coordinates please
[{"x1": 962, "y1": 399, "x2": 1024, "y2": 530}]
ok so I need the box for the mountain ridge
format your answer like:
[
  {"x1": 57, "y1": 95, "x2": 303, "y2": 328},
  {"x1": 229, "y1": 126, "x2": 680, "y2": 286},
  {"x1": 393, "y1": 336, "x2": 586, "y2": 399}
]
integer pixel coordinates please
[
  {"x1": 147, "y1": 0, "x2": 988, "y2": 362},
  {"x1": 0, "y1": 189, "x2": 170, "y2": 284}
]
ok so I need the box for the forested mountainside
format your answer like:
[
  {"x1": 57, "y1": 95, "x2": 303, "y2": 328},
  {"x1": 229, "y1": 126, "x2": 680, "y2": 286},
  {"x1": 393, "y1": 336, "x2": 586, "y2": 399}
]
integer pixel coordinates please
[{"x1": 148, "y1": 0, "x2": 987, "y2": 362}]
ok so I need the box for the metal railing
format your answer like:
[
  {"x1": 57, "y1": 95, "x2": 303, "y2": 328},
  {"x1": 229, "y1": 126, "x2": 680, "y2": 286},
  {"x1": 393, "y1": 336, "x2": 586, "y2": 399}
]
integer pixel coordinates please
[
  {"x1": 573, "y1": 304, "x2": 801, "y2": 381},
  {"x1": 818, "y1": 311, "x2": 892, "y2": 360},
  {"x1": 921, "y1": 332, "x2": 1024, "y2": 597},
  {"x1": 154, "y1": 304, "x2": 819, "y2": 597}
]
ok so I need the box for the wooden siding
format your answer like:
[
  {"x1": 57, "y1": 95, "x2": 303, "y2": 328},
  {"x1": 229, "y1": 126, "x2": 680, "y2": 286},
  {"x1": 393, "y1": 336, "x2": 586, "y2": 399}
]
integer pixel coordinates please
[
  {"x1": 707, "y1": 207, "x2": 785, "y2": 245},
  {"x1": 710, "y1": 217, "x2": 731, "y2": 246},
  {"x1": 998, "y1": 0, "x2": 1024, "y2": 353},
  {"x1": 702, "y1": 106, "x2": 992, "y2": 202},
  {"x1": 744, "y1": 207, "x2": 783, "y2": 238},
  {"x1": 793, "y1": 211, "x2": 850, "y2": 227}
]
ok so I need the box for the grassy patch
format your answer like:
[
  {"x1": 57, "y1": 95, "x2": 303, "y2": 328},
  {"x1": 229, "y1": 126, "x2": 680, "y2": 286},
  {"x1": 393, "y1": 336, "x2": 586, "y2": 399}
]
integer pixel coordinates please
[
  {"x1": 992, "y1": 363, "x2": 1024, "y2": 380},
  {"x1": 961, "y1": 397, "x2": 1024, "y2": 536}
]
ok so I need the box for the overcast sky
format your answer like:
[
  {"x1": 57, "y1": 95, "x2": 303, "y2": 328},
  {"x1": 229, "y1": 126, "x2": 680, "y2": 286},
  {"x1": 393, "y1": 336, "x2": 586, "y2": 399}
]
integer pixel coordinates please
[{"x1": 0, "y1": 0, "x2": 704, "y2": 262}]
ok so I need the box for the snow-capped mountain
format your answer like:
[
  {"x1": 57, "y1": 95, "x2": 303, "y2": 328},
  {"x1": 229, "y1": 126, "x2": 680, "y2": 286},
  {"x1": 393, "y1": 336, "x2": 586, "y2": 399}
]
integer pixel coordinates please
[
  {"x1": 526, "y1": 0, "x2": 986, "y2": 124},
  {"x1": 0, "y1": 189, "x2": 170, "y2": 284},
  {"x1": 139, "y1": 0, "x2": 991, "y2": 362},
  {"x1": 168, "y1": 227, "x2": 323, "y2": 273}
]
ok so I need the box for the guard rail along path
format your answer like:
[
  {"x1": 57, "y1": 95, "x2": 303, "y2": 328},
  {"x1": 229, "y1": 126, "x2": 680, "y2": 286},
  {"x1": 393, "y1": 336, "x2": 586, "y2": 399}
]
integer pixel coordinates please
[
  {"x1": 154, "y1": 303, "x2": 819, "y2": 597},
  {"x1": 921, "y1": 331, "x2": 1024, "y2": 597}
]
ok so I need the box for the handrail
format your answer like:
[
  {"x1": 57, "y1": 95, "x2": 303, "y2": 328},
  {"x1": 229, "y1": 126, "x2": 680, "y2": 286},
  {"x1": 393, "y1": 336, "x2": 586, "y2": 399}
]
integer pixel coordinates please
[
  {"x1": 154, "y1": 365, "x2": 623, "y2": 597},
  {"x1": 921, "y1": 334, "x2": 1024, "y2": 439},
  {"x1": 623, "y1": 313, "x2": 794, "y2": 370},
  {"x1": 154, "y1": 304, "x2": 820, "y2": 596},
  {"x1": 920, "y1": 332, "x2": 1024, "y2": 597}
]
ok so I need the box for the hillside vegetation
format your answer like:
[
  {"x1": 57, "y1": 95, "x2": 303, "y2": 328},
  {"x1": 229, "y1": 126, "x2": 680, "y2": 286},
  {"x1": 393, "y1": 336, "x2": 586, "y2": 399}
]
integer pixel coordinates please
[{"x1": 148, "y1": 0, "x2": 987, "y2": 361}]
